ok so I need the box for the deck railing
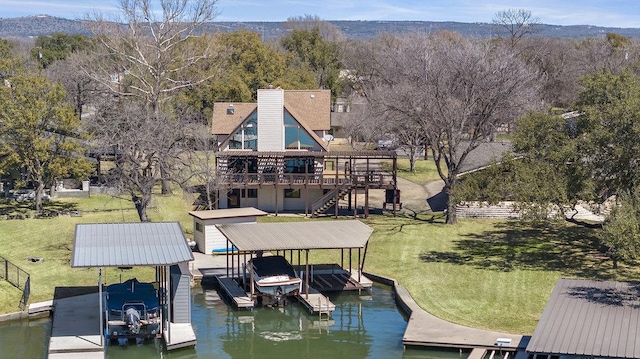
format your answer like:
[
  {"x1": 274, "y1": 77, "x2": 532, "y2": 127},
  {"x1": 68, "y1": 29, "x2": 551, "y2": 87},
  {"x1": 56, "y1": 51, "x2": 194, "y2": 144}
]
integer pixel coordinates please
[
  {"x1": 221, "y1": 171, "x2": 395, "y2": 188},
  {"x1": 0, "y1": 255, "x2": 31, "y2": 310}
]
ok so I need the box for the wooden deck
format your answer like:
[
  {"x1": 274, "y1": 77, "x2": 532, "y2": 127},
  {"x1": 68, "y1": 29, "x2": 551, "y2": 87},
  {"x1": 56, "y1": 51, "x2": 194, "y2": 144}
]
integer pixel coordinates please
[
  {"x1": 217, "y1": 277, "x2": 255, "y2": 309},
  {"x1": 295, "y1": 286, "x2": 335, "y2": 316},
  {"x1": 295, "y1": 265, "x2": 373, "y2": 292}
]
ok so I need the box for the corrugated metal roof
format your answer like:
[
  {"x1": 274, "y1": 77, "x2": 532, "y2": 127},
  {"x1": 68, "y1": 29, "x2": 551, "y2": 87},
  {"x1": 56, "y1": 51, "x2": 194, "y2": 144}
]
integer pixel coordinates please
[
  {"x1": 216, "y1": 220, "x2": 373, "y2": 251},
  {"x1": 71, "y1": 222, "x2": 194, "y2": 267},
  {"x1": 189, "y1": 208, "x2": 268, "y2": 220},
  {"x1": 527, "y1": 278, "x2": 640, "y2": 358}
]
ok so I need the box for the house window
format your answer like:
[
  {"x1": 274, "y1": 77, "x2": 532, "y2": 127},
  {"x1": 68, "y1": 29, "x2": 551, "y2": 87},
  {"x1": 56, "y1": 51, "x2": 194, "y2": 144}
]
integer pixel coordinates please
[
  {"x1": 228, "y1": 158, "x2": 258, "y2": 173},
  {"x1": 229, "y1": 112, "x2": 258, "y2": 150},
  {"x1": 195, "y1": 222, "x2": 203, "y2": 232},
  {"x1": 284, "y1": 112, "x2": 316, "y2": 150},
  {"x1": 242, "y1": 189, "x2": 258, "y2": 198},
  {"x1": 284, "y1": 189, "x2": 300, "y2": 198},
  {"x1": 284, "y1": 158, "x2": 314, "y2": 173},
  {"x1": 324, "y1": 160, "x2": 335, "y2": 171}
]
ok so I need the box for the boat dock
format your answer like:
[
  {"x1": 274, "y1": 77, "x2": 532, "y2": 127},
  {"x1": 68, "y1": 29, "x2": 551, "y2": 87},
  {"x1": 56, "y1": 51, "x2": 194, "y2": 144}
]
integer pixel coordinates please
[
  {"x1": 214, "y1": 274, "x2": 337, "y2": 315},
  {"x1": 216, "y1": 276, "x2": 255, "y2": 309},
  {"x1": 46, "y1": 291, "x2": 198, "y2": 356},
  {"x1": 47, "y1": 293, "x2": 104, "y2": 359},
  {"x1": 295, "y1": 286, "x2": 335, "y2": 316},
  {"x1": 191, "y1": 253, "x2": 352, "y2": 315},
  {"x1": 164, "y1": 323, "x2": 197, "y2": 350}
]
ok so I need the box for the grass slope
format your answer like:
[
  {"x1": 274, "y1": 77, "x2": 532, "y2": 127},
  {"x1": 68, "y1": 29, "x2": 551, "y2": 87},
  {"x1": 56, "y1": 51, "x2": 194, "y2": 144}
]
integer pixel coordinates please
[
  {"x1": 359, "y1": 214, "x2": 639, "y2": 334},
  {"x1": 381, "y1": 158, "x2": 444, "y2": 184},
  {"x1": 1, "y1": 191, "x2": 637, "y2": 336}
]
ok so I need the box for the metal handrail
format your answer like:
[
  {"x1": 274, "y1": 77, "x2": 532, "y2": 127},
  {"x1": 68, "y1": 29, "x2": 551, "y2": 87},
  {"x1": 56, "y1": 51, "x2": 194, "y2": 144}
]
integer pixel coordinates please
[{"x1": 0, "y1": 255, "x2": 31, "y2": 310}]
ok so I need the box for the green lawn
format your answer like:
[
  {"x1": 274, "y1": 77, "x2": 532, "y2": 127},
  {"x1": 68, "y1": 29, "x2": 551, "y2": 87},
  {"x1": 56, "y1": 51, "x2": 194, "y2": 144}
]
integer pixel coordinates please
[
  {"x1": 381, "y1": 158, "x2": 444, "y2": 184},
  {"x1": 0, "y1": 192, "x2": 195, "y2": 314},
  {"x1": 357, "y1": 214, "x2": 639, "y2": 334},
  {"x1": 0, "y1": 191, "x2": 635, "y2": 336}
]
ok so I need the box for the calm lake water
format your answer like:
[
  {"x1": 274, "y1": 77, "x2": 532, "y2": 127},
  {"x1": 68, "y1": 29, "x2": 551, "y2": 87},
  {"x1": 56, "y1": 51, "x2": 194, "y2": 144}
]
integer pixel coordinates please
[{"x1": 0, "y1": 283, "x2": 469, "y2": 359}]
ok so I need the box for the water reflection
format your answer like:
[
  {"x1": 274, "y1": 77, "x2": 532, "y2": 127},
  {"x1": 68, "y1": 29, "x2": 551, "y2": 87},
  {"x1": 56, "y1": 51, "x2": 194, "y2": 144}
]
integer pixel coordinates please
[
  {"x1": 0, "y1": 282, "x2": 465, "y2": 359},
  {"x1": 2, "y1": 317, "x2": 50, "y2": 359}
]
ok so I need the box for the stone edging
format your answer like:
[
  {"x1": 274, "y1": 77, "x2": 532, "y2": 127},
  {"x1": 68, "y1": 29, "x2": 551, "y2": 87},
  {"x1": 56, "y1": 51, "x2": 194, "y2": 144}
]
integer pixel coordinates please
[{"x1": 363, "y1": 271, "x2": 417, "y2": 317}]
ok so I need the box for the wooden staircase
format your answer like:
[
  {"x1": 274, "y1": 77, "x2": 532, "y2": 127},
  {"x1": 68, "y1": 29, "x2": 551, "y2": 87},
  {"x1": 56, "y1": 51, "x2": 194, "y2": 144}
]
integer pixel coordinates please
[{"x1": 310, "y1": 186, "x2": 352, "y2": 217}]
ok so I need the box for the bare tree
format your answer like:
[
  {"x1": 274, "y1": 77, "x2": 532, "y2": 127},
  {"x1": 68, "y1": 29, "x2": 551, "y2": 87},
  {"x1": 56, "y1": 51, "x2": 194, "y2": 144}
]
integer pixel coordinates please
[
  {"x1": 174, "y1": 126, "x2": 225, "y2": 210},
  {"x1": 492, "y1": 9, "x2": 540, "y2": 49},
  {"x1": 88, "y1": 99, "x2": 196, "y2": 222},
  {"x1": 519, "y1": 37, "x2": 582, "y2": 108},
  {"x1": 394, "y1": 119, "x2": 426, "y2": 172},
  {"x1": 350, "y1": 33, "x2": 540, "y2": 224},
  {"x1": 86, "y1": 0, "x2": 221, "y2": 194},
  {"x1": 46, "y1": 51, "x2": 103, "y2": 121}
]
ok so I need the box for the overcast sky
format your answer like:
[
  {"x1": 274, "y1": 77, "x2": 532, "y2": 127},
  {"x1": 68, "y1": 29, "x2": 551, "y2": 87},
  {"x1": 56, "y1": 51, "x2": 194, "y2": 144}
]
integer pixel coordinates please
[{"x1": 1, "y1": 0, "x2": 639, "y2": 28}]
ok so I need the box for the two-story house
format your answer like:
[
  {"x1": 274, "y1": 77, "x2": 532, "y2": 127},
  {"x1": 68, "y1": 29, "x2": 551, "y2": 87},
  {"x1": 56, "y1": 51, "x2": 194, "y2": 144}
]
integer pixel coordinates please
[{"x1": 211, "y1": 87, "x2": 399, "y2": 217}]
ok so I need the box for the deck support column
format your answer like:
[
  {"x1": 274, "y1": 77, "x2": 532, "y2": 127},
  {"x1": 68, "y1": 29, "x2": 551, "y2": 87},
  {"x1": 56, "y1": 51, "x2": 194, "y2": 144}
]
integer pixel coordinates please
[
  {"x1": 305, "y1": 250, "x2": 310, "y2": 300},
  {"x1": 250, "y1": 252, "x2": 254, "y2": 301},
  {"x1": 354, "y1": 186, "x2": 358, "y2": 218},
  {"x1": 393, "y1": 156, "x2": 398, "y2": 217},
  {"x1": 98, "y1": 267, "x2": 103, "y2": 347},
  {"x1": 226, "y1": 239, "x2": 232, "y2": 278},
  {"x1": 358, "y1": 248, "x2": 362, "y2": 282}
]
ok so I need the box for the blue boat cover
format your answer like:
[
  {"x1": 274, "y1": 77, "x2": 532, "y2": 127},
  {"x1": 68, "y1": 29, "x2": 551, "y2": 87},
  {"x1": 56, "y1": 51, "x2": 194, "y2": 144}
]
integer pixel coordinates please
[{"x1": 106, "y1": 278, "x2": 159, "y2": 311}]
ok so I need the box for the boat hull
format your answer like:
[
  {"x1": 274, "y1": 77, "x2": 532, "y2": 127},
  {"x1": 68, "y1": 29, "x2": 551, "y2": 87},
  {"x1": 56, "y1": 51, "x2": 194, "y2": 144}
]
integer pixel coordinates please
[
  {"x1": 250, "y1": 256, "x2": 302, "y2": 300},
  {"x1": 254, "y1": 277, "x2": 302, "y2": 297}
]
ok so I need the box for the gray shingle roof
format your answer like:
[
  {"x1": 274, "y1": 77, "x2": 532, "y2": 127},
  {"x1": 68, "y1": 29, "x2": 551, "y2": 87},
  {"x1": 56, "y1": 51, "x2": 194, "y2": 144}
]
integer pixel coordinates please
[
  {"x1": 527, "y1": 278, "x2": 640, "y2": 359},
  {"x1": 71, "y1": 222, "x2": 194, "y2": 267},
  {"x1": 216, "y1": 220, "x2": 373, "y2": 251}
]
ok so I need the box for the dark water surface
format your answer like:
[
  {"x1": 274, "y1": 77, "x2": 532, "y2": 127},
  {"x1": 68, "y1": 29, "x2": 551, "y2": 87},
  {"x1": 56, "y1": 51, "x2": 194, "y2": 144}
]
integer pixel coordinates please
[{"x1": 0, "y1": 283, "x2": 468, "y2": 359}]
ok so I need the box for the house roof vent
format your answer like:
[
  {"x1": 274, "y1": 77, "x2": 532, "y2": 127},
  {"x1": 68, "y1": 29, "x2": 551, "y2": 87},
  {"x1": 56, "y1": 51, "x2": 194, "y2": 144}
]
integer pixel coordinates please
[{"x1": 227, "y1": 104, "x2": 234, "y2": 115}]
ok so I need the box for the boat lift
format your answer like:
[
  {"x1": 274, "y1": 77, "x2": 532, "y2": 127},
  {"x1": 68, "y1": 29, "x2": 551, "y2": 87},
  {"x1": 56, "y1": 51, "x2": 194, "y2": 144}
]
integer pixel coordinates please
[
  {"x1": 214, "y1": 220, "x2": 374, "y2": 315},
  {"x1": 70, "y1": 222, "x2": 196, "y2": 351}
]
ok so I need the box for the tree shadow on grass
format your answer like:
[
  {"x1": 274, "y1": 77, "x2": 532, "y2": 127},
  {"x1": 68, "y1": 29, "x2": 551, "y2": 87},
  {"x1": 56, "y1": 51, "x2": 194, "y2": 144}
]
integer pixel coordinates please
[
  {"x1": 419, "y1": 221, "x2": 632, "y2": 280},
  {"x1": 0, "y1": 199, "x2": 78, "y2": 217}
]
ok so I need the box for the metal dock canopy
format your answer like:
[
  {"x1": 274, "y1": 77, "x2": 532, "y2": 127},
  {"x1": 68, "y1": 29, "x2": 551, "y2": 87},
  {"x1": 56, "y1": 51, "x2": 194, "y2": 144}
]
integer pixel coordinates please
[
  {"x1": 71, "y1": 222, "x2": 194, "y2": 267},
  {"x1": 69, "y1": 222, "x2": 196, "y2": 352},
  {"x1": 216, "y1": 220, "x2": 373, "y2": 251}
]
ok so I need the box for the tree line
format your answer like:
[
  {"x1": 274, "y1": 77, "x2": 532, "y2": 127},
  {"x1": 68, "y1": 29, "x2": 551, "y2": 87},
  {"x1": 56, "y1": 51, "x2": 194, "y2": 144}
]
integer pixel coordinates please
[{"x1": 1, "y1": 2, "x2": 639, "y2": 260}]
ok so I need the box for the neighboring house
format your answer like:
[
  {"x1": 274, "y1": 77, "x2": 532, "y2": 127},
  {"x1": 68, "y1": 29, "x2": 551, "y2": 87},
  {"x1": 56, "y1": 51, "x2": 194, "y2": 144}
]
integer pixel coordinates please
[
  {"x1": 211, "y1": 87, "x2": 399, "y2": 216},
  {"x1": 330, "y1": 95, "x2": 368, "y2": 140},
  {"x1": 525, "y1": 278, "x2": 640, "y2": 359}
]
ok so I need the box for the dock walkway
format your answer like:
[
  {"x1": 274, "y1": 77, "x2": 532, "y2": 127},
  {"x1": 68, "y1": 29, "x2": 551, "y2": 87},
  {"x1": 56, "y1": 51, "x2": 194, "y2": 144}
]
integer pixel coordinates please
[
  {"x1": 396, "y1": 284, "x2": 525, "y2": 350},
  {"x1": 296, "y1": 286, "x2": 335, "y2": 316},
  {"x1": 217, "y1": 277, "x2": 254, "y2": 309},
  {"x1": 164, "y1": 323, "x2": 197, "y2": 350},
  {"x1": 47, "y1": 293, "x2": 104, "y2": 359}
]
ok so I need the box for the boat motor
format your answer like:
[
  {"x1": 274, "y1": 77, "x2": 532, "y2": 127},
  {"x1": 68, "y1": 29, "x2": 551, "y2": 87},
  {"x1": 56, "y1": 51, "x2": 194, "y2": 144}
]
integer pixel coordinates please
[{"x1": 125, "y1": 307, "x2": 142, "y2": 334}]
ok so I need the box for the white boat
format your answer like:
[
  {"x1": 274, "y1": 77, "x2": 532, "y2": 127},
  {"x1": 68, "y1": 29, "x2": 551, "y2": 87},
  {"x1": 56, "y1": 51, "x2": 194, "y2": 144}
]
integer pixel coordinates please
[{"x1": 249, "y1": 256, "x2": 302, "y2": 302}]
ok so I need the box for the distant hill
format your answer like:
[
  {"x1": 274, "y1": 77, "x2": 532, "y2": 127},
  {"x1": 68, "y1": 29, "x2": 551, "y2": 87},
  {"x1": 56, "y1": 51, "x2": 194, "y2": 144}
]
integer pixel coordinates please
[{"x1": 2, "y1": 14, "x2": 640, "y2": 40}]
